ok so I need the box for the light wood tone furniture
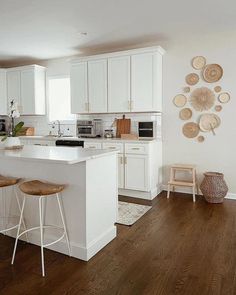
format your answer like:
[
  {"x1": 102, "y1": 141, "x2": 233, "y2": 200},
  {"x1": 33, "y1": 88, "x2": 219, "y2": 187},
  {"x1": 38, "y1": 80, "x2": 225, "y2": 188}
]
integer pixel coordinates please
[
  {"x1": 167, "y1": 164, "x2": 199, "y2": 202},
  {"x1": 12, "y1": 180, "x2": 71, "y2": 277},
  {"x1": 0, "y1": 175, "x2": 28, "y2": 237},
  {"x1": 18, "y1": 127, "x2": 35, "y2": 136}
]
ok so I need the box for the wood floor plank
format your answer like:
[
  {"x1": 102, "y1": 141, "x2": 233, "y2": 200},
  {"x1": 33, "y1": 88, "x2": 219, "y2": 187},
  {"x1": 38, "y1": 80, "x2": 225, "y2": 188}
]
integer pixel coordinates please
[{"x1": 1, "y1": 192, "x2": 236, "y2": 295}]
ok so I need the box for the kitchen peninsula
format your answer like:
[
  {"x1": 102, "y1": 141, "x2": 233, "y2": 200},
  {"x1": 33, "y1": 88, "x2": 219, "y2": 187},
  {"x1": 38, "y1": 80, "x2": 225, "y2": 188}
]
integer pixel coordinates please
[{"x1": 0, "y1": 145, "x2": 118, "y2": 260}]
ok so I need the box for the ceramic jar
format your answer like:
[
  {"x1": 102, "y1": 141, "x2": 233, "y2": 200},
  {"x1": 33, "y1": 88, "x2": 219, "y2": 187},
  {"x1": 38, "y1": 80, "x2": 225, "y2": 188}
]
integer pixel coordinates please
[{"x1": 200, "y1": 172, "x2": 228, "y2": 203}]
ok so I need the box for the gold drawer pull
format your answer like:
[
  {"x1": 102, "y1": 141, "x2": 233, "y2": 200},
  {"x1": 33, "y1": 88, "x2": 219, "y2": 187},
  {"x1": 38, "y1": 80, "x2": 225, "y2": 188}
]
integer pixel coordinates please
[
  {"x1": 108, "y1": 147, "x2": 116, "y2": 149},
  {"x1": 131, "y1": 147, "x2": 140, "y2": 150}
]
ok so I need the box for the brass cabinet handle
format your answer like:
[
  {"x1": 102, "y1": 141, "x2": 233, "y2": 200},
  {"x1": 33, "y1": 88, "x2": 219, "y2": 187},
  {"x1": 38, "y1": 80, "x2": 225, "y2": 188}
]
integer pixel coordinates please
[
  {"x1": 108, "y1": 147, "x2": 116, "y2": 149},
  {"x1": 124, "y1": 157, "x2": 127, "y2": 164},
  {"x1": 120, "y1": 157, "x2": 123, "y2": 164},
  {"x1": 131, "y1": 147, "x2": 140, "y2": 150}
]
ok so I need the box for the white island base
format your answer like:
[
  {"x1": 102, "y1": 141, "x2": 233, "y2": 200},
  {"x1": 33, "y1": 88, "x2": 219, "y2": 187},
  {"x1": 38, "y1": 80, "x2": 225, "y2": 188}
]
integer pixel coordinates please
[{"x1": 0, "y1": 146, "x2": 118, "y2": 261}]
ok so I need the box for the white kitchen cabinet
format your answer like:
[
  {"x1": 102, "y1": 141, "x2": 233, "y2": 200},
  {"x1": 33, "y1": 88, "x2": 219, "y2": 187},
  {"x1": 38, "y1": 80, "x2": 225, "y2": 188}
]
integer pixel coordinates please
[
  {"x1": 71, "y1": 46, "x2": 164, "y2": 114},
  {"x1": 7, "y1": 65, "x2": 46, "y2": 115},
  {"x1": 131, "y1": 52, "x2": 161, "y2": 112},
  {"x1": 124, "y1": 154, "x2": 149, "y2": 191},
  {"x1": 70, "y1": 62, "x2": 88, "y2": 113},
  {"x1": 108, "y1": 56, "x2": 130, "y2": 112},
  {"x1": 88, "y1": 59, "x2": 107, "y2": 113},
  {"x1": 0, "y1": 70, "x2": 7, "y2": 115},
  {"x1": 7, "y1": 70, "x2": 21, "y2": 107}
]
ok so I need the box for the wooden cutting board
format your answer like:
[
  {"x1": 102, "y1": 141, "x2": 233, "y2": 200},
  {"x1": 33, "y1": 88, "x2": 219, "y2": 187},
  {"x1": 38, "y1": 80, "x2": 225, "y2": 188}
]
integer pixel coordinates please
[{"x1": 116, "y1": 115, "x2": 131, "y2": 138}]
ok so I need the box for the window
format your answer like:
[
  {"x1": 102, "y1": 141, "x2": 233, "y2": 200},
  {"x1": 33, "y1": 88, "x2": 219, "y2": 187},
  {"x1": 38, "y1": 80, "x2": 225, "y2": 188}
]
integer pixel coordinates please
[{"x1": 48, "y1": 77, "x2": 75, "y2": 122}]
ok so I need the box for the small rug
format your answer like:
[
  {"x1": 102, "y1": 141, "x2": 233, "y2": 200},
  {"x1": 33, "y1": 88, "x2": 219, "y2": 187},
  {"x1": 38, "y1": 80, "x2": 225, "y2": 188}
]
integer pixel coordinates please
[{"x1": 117, "y1": 201, "x2": 152, "y2": 226}]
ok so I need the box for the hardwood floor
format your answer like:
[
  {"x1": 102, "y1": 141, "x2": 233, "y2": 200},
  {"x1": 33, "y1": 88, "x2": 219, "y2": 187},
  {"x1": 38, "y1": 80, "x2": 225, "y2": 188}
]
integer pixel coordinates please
[{"x1": 1, "y1": 192, "x2": 236, "y2": 295}]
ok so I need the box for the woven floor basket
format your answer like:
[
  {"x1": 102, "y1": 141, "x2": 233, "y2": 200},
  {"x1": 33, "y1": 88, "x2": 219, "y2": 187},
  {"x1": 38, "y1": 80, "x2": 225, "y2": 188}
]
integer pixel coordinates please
[{"x1": 200, "y1": 172, "x2": 228, "y2": 203}]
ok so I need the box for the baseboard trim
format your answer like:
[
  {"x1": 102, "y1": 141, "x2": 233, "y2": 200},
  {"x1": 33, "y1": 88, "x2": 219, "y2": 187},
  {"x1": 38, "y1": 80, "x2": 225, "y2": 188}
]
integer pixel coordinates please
[
  {"x1": 161, "y1": 184, "x2": 236, "y2": 200},
  {"x1": 5, "y1": 224, "x2": 117, "y2": 261},
  {"x1": 118, "y1": 186, "x2": 161, "y2": 200}
]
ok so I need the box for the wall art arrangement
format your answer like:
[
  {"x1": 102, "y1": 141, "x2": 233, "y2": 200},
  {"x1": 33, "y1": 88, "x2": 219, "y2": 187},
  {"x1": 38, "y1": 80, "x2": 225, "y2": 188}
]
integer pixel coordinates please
[{"x1": 173, "y1": 56, "x2": 231, "y2": 142}]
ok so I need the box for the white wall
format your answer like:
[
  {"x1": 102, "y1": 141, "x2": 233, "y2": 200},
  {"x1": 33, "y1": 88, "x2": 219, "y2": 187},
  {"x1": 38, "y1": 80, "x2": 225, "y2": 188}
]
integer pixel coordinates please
[{"x1": 162, "y1": 32, "x2": 236, "y2": 195}]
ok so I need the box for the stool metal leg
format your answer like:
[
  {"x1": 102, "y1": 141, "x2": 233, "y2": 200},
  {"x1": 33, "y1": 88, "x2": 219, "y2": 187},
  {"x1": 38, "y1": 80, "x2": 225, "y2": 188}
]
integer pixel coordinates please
[
  {"x1": 56, "y1": 193, "x2": 71, "y2": 256},
  {"x1": 2, "y1": 188, "x2": 6, "y2": 235},
  {"x1": 14, "y1": 188, "x2": 29, "y2": 243},
  {"x1": 11, "y1": 195, "x2": 26, "y2": 265},
  {"x1": 39, "y1": 196, "x2": 45, "y2": 277}
]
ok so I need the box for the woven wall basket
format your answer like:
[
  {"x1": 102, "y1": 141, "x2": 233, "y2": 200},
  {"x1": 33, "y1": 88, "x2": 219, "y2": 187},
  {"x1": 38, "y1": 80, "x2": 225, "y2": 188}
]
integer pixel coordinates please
[{"x1": 200, "y1": 172, "x2": 228, "y2": 203}]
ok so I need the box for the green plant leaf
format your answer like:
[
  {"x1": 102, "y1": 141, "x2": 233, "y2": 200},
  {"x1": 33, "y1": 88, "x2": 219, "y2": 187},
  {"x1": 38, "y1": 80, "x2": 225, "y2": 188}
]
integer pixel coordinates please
[
  {"x1": 12, "y1": 121, "x2": 24, "y2": 137},
  {"x1": 1, "y1": 135, "x2": 8, "y2": 142}
]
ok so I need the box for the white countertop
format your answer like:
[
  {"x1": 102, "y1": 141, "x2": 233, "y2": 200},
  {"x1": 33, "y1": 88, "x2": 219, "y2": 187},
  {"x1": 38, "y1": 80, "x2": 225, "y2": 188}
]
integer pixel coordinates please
[
  {"x1": 19, "y1": 136, "x2": 159, "y2": 143},
  {"x1": 0, "y1": 145, "x2": 118, "y2": 164}
]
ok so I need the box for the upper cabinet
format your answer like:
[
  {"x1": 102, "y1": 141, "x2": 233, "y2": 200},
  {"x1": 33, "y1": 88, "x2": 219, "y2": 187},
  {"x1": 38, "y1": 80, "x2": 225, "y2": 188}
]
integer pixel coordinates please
[
  {"x1": 71, "y1": 46, "x2": 165, "y2": 114},
  {"x1": 108, "y1": 56, "x2": 130, "y2": 113},
  {"x1": 7, "y1": 65, "x2": 46, "y2": 115},
  {"x1": 0, "y1": 70, "x2": 7, "y2": 115},
  {"x1": 88, "y1": 59, "x2": 107, "y2": 113},
  {"x1": 131, "y1": 52, "x2": 162, "y2": 112},
  {"x1": 70, "y1": 62, "x2": 88, "y2": 113}
]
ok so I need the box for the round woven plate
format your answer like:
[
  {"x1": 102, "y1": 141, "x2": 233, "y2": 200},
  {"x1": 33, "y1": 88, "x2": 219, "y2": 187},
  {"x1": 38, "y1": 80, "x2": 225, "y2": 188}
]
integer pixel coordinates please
[
  {"x1": 203, "y1": 64, "x2": 223, "y2": 83},
  {"x1": 183, "y1": 86, "x2": 191, "y2": 93},
  {"x1": 190, "y1": 87, "x2": 215, "y2": 111},
  {"x1": 182, "y1": 122, "x2": 200, "y2": 138},
  {"x1": 185, "y1": 73, "x2": 199, "y2": 85},
  {"x1": 218, "y1": 92, "x2": 230, "y2": 103},
  {"x1": 179, "y1": 108, "x2": 192, "y2": 120},
  {"x1": 197, "y1": 135, "x2": 205, "y2": 142},
  {"x1": 214, "y1": 86, "x2": 222, "y2": 93},
  {"x1": 173, "y1": 94, "x2": 187, "y2": 107},
  {"x1": 215, "y1": 105, "x2": 222, "y2": 112},
  {"x1": 199, "y1": 113, "x2": 221, "y2": 132},
  {"x1": 192, "y1": 56, "x2": 206, "y2": 70}
]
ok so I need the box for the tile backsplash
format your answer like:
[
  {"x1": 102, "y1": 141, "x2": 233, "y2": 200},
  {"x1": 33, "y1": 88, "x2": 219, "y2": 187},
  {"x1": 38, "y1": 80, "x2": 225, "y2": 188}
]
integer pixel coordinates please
[{"x1": 11, "y1": 112, "x2": 162, "y2": 138}]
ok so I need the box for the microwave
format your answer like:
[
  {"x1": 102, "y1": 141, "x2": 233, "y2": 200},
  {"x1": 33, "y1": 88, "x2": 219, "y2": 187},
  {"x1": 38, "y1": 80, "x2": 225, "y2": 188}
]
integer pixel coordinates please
[
  {"x1": 138, "y1": 121, "x2": 155, "y2": 138},
  {"x1": 77, "y1": 119, "x2": 102, "y2": 138}
]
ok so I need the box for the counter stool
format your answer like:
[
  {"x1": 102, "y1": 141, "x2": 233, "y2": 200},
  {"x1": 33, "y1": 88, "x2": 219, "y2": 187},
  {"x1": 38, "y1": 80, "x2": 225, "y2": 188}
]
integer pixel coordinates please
[
  {"x1": 0, "y1": 175, "x2": 27, "y2": 237},
  {"x1": 11, "y1": 180, "x2": 71, "y2": 277},
  {"x1": 167, "y1": 164, "x2": 199, "y2": 202}
]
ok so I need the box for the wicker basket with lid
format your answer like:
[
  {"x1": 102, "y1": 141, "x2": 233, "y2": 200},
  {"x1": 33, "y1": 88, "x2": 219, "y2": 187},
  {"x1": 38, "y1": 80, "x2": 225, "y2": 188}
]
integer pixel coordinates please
[{"x1": 200, "y1": 172, "x2": 228, "y2": 203}]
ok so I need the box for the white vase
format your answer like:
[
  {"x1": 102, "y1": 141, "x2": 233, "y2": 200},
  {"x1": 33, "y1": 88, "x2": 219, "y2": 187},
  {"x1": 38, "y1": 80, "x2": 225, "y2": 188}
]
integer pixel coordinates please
[{"x1": 4, "y1": 137, "x2": 21, "y2": 148}]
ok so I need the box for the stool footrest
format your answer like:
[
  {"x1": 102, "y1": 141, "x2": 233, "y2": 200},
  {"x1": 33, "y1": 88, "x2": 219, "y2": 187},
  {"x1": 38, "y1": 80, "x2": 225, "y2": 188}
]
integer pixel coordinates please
[
  {"x1": 0, "y1": 224, "x2": 18, "y2": 233},
  {"x1": 16, "y1": 225, "x2": 64, "y2": 240},
  {"x1": 168, "y1": 180, "x2": 195, "y2": 187}
]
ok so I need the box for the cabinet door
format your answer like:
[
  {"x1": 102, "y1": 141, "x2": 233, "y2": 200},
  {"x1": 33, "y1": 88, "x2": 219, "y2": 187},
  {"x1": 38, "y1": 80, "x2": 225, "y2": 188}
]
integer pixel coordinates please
[
  {"x1": 131, "y1": 52, "x2": 159, "y2": 112},
  {"x1": 0, "y1": 71, "x2": 7, "y2": 115},
  {"x1": 118, "y1": 154, "x2": 124, "y2": 189},
  {"x1": 108, "y1": 56, "x2": 130, "y2": 112},
  {"x1": 88, "y1": 59, "x2": 107, "y2": 113},
  {"x1": 125, "y1": 154, "x2": 149, "y2": 191},
  {"x1": 7, "y1": 70, "x2": 21, "y2": 109},
  {"x1": 70, "y1": 62, "x2": 88, "y2": 113},
  {"x1": 21, "y1": 69, "x2": 35, "y2": 115}
]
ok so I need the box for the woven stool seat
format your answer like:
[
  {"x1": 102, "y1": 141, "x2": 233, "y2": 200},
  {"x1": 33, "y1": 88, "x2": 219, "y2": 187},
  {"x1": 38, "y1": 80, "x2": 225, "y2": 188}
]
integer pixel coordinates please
[
  {"x1": 0, "y1": 175, "x2": 20, "y2": 187},
  {"x1": 19, "y1": 180, "x2": 65, "y2": 196}
]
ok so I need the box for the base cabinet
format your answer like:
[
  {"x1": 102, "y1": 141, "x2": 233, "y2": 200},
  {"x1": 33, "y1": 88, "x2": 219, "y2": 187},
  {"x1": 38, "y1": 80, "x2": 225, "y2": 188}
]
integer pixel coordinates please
[{"x1": 124, "y1": 154, "x2": 149, "y2": 191}]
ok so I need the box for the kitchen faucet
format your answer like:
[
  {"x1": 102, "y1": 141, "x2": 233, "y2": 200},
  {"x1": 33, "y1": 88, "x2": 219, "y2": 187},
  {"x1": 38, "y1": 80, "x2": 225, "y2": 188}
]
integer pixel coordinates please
[{"x1": 52, "y1": 120, "x2": 63, "y2": 137}]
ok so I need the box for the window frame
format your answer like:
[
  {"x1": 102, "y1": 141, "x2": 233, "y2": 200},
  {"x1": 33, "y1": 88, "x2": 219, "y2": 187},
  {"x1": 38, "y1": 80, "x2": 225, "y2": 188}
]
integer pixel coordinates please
[{"x1": 46, "y1": 74, "x2": 76, "y2": 124}]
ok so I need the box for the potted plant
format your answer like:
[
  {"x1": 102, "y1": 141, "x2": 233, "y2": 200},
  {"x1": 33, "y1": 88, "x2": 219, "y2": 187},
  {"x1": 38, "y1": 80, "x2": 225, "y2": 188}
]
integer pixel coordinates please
[{"x1": 1, "y1": 100, "x2": 24, "y2": 147}]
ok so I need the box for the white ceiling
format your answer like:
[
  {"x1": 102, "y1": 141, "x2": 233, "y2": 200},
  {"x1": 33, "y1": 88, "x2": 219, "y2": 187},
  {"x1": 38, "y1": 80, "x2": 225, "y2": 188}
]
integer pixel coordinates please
[{"x1": 0, "y1": 0, "x2": 236, "y2": 65}]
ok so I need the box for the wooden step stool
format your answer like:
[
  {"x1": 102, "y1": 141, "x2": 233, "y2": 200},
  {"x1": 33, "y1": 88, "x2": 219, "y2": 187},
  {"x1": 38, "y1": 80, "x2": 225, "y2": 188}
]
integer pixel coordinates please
[{"x1": 167, "y1": 164, "x2": 199, "y2": 202}]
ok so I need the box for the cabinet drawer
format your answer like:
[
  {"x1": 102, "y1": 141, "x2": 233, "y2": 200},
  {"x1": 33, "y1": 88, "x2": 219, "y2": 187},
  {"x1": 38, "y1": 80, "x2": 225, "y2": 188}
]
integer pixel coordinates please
[
  {"x1": 103, "y1": 142, "x2": 124, "y2": 153},
  {"x1": 125, "y1": 143, "x2": 149, "y2": 155},
  {"x1": 84, "y1": 142, "x2": 102, "y2": 149}
]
